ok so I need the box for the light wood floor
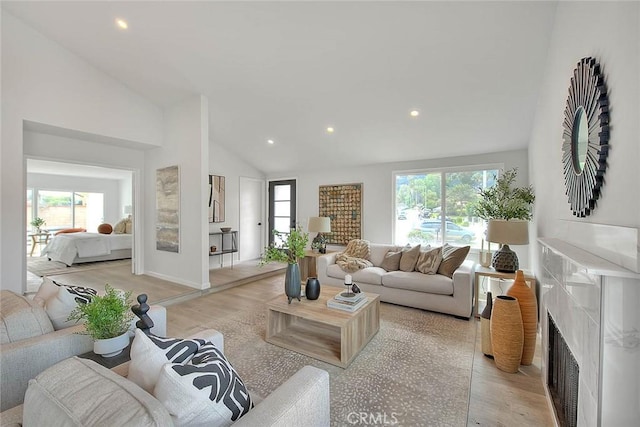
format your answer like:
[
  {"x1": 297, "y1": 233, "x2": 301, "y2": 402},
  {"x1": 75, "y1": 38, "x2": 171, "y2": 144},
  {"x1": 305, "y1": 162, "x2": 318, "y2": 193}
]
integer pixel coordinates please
[{"x1": 41, "y1": 263, "x2": 555, "y2": 426}]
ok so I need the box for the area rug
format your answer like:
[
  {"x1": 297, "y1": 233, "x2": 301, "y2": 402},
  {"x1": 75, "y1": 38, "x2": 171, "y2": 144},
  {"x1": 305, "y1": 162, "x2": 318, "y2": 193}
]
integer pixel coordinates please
[
  {"x1": 175, "y1": 302, "x2": 477, "y2": 426},
  {"x1": 26, "y1": 256, "x2": 131, "y2": 278}
]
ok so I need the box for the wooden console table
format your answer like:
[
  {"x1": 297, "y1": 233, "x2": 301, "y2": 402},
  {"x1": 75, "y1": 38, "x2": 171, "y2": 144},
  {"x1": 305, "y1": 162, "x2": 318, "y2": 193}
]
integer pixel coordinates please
[
  {"x1": 208, "y1": 230, "x2": 238, "y2": 268},
  {"x1": 298, "y1": 250, "x2": 334, "y2": 282},
  {"x1": 474, "y1": 266, "x2": 536, "y2": 318}
]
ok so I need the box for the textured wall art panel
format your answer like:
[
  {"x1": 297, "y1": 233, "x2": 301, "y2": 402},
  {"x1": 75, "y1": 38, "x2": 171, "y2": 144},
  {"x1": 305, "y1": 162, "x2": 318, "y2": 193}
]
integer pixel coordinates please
[
  {"x1": 319, "y1": 183, "x2": 362, "y2": 245},
  {"x1": 156, "y1": 165, "x2": 180, "y2": 253}
]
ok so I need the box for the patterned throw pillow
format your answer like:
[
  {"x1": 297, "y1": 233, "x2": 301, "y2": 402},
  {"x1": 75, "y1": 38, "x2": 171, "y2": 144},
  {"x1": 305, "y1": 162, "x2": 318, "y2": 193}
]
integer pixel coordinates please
[
  {"x1": 42, "y1": 281, "x2": 97, "y2": 330},
  {"x1": 154, "y1": 341, "x2": 253, "y2": 426},
  {"x1": 380, "y1": 250, "x2": 402, "y2": 272},
  {"x1": 128, "y1": 329, "x2": 206, "y2": 393},
  {"x1": 437, "y1": 244, "x2": 471, "y2": 278},
  {"x1": 399, "y1": 244, "x2": 421, "y2": 272},
  {"x1": 415, "y1": 246, "x2": 443, "y2": 274}
]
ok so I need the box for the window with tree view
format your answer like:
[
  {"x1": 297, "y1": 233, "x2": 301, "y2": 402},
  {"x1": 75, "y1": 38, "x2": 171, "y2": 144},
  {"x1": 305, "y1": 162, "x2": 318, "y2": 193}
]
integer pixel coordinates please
[{"x1": 394, "y1": 167, "x2": 500, "y2": 248}]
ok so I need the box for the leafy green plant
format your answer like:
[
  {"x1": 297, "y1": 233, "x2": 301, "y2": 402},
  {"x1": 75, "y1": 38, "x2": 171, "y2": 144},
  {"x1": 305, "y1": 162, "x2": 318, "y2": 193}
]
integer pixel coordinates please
[
  {"x1": 260, "y1": 226, "x2": 309, "y2": 265},
  {"x1": 473, "y1": 168, "x2": 535, "y2": 221},
  {"x1": 30, "y1": 217, "x2": 46, "y2": 230},
  {"x1": 68, "y1": 285, "x2": 134, "y2": 340}
]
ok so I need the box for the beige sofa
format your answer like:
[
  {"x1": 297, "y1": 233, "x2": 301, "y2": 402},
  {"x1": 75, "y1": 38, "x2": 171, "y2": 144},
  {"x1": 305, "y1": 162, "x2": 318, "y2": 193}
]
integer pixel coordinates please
[
  {"x1": 0, "y1": 290, "x2": 166, "y2": 411},
  {"x1": 317, "y1": 243, "x2": 475, "y2": 318},
  {"x1": 0, "y1": 329, "x2": 330, "y2": 427}
]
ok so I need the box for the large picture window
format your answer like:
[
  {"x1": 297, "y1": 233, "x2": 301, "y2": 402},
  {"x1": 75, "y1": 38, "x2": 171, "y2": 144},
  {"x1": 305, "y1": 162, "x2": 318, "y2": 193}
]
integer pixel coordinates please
[
  {"x1": 394, "y1": 166, "x2": 501, "y2": 249},
  {"x1": 27, "y1": 189, "x2": 104, "y2": 233}
]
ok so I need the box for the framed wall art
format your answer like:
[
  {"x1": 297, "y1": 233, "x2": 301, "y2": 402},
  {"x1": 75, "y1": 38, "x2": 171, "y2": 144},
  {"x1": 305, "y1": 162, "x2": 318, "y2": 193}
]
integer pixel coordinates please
[
  {"x1": 156, "y1": 165, "x2": 180, "y2": 253},
  {"x1": 319, "y1": 183, "x2": 362, "y2": 245},
  {"x1": 209, "y1": 175, "x2": 225, "y2": 223}
]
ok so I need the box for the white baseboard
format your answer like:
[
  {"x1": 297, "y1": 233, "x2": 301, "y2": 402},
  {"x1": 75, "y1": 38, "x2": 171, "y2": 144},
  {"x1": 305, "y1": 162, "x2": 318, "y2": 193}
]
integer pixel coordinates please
[{"x1": 143, "y1": 270, "x2": 210, "y2": 290}]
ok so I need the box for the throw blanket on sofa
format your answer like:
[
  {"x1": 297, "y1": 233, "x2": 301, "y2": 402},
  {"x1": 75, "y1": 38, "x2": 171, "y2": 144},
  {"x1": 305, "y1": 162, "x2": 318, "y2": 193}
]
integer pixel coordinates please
[{"x1": 336, "y1": 239, "x2": 373, "y2": 273}]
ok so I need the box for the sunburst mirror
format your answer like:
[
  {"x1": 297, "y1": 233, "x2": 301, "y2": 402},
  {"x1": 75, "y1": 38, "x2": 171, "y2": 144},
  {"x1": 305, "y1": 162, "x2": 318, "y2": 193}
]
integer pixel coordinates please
[{"x1": 561, "y1": 57, "x2": 610, "y2": 217}]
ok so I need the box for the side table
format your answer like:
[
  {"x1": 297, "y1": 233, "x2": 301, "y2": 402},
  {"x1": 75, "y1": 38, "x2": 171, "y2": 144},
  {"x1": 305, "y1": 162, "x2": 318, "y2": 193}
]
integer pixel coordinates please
[
  {"x1": 299, "y1": 250, "x2": 334, "y2": 282},
  {"x1": 29, "y1": 232, "x2": 50, "y2": 256},
  {"x1": 474, "y1": 266, "x2": 536, "y2": 318}
]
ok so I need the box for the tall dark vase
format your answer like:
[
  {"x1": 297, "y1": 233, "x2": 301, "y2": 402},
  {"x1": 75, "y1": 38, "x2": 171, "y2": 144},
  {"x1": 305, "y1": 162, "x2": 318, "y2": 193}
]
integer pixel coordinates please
[
  {"x1": 480, "y1": 291, "x2": 493, "y2": 358},
  {"x1": 285, "y1": 263, "x2": 301, "y2": 304},
  {"x1": 305, "y1": 277, "x2": 321, "y2": 300}
]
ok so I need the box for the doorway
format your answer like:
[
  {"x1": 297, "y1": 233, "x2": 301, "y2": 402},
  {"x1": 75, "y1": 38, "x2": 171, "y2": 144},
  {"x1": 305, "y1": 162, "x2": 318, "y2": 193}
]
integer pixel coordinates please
[
  {"x1": 239, "y1": 177, "x2": 265, "y2": 260},
  {"x1": 268, "y1": 179, "x2": 297, "y2": 245}
]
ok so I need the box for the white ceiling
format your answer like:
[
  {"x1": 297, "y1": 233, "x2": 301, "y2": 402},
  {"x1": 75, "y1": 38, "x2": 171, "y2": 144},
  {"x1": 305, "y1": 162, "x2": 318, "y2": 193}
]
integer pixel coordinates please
[{"x1": 3, "y1": 1, "x2": 558, "y2": 174}]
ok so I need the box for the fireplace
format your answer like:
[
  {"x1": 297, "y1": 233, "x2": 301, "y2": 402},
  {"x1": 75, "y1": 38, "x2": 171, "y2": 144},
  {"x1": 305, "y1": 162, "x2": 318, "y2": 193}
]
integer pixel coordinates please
[
  {"x1": 547, "y1": 314, "x2": 578, "y2": 427},
  {"x1": 539, "y1": 233, "x2": 640, "y2": 427}
]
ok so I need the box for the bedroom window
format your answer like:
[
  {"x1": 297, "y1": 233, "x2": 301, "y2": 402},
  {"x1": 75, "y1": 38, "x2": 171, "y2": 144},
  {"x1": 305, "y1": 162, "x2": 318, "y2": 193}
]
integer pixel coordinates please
[
  {"x1": 28, "y1": 189, "x2": 104, "y2": 232},
  {"x1": 393, "y1": 166, "x2": 500, "y2": 249}
]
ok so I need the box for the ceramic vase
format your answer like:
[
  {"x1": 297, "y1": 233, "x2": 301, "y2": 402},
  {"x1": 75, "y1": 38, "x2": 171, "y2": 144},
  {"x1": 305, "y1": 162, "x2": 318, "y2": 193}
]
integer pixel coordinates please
[
  {"x1": 93, "y1": 331, "x2": 129, "y2": 358},
  {"x1": 285, "y1": 263, "x2": 301, "y2": 304},
  {"x1": 490, "y1": 295, "x2": 523, "y2": 373},
  {"x1": 480, "y1": 291, "x2": 493, "y2": 358},
  {"x1": 305, "y1": 277, "x2": 321, "y2": 300},
  {"x1": 507, "y1": 270, "x2": 537, "y2": 365}
]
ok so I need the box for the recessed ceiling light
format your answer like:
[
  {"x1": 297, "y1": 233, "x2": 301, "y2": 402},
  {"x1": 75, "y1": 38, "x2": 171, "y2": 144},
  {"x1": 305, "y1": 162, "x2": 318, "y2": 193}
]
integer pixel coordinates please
[
  {"x1": 267, "y1": 139, "x2": 274, "y2": 144},
  {"x1": 116, "y1": 19, "x2": 128, "y2": 30},
  {"x1": 410, "y1": 110, "x2": 420, "y2": 117},
  {"x1": 326, "y1": 127, "x2": 335, "y2": 134}
]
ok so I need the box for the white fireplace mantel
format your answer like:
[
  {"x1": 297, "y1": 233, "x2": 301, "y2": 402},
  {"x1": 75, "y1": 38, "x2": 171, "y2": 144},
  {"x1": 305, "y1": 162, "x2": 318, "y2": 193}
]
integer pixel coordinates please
[{"x1": 539, "y1": 237, "x2": 640, "y2": 427}]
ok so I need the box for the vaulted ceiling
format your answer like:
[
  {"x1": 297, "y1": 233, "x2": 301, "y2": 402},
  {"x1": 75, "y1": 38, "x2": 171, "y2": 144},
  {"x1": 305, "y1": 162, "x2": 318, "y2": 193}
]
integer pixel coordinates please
[{"x1": 3, "y1": 1, "x2": 558, "y2": 173}]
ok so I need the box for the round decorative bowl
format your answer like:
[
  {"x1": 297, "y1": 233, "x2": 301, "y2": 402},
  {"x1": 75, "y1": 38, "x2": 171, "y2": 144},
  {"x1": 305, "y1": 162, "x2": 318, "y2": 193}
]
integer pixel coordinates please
[{"x1": 220, "y1": 227, "x2": 232, "y2": 232}]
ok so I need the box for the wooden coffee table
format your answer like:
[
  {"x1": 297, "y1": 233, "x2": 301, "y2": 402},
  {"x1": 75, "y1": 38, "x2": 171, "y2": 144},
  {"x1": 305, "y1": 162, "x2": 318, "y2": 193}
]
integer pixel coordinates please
[{"x1": 266, "y1": 285, "x2": 380, "y2": 368}]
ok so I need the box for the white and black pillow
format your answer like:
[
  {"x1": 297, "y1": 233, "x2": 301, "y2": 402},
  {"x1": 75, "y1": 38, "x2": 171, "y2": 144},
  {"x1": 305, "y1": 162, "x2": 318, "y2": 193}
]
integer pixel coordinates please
[
  {"x1": 60, "y1": 282, "x2": 97, "y2": 304},
  {"x1": 128, "y1": 329, "x2": 206, "y2": 393},
  {"x1": 154, "y1": 341, "x2": 253, "y2": 426},
  {"x1": 41, "y1": 280, "x2": 98, "y2": 330}
]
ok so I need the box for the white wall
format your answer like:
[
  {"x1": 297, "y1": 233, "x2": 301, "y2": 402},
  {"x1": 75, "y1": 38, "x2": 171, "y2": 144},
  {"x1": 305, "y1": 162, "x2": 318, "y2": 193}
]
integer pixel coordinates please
[
  {"x1": 27, "y1": 173, "x2": 122, "y2": 228},
  {"x1": 208, "y1": 142, "x2": 265, "y2": 268},
  {"x1": 268, "y1": 149, "x2": 531, "y2": 268},
  {"x1": 529, "y1": 2, "x2": 640, "y2": 270},
  {"x1": 144, "y1": 95, "x2": 210, "y2": 289},
  {"x1": 1, "y1": 12, "x2": 164, "y2": 293}
]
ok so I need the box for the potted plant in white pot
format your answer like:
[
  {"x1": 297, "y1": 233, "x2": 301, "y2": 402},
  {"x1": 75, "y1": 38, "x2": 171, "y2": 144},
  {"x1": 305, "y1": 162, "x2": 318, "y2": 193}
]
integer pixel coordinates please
[
  {"x1": 30, "y1": 217, "x2": 46, "y2": 233},
  {"x1": 474, "y1": 168, "x2": 535, "y2": 271},
  {"x1": 260, "y1": 226, "x2": 309, "y2": 304},
  {"x1": 68, "y1": 284, "x2": 135, "y2": 357}
]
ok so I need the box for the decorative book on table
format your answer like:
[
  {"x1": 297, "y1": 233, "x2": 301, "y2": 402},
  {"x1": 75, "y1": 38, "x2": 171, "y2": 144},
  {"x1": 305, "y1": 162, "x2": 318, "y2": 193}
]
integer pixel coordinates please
[
  {"x1": 327, "y1": 293, "x2": 367, "y2": 312},
  {"x1": 334, "y1": 291, "x2": 366, "y2": 303}
]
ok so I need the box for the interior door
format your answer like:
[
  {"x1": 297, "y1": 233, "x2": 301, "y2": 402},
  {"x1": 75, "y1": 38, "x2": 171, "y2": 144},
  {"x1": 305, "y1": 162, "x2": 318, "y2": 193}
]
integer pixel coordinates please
[
  {"x1": 268, "y1": 179, "x2": 296, "y2": 245},
  {"x1": 239, "y1": 177, "x2": 264, "y2": 260}
]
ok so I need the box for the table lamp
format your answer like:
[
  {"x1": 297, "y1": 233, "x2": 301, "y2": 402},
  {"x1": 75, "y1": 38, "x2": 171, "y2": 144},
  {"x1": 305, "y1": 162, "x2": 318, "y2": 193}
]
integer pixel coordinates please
[
  {"x1": 308, "y1": 217, "x2": 331, "y2": 254},
  {"x1": 487, "y1": 219, "x2": 529, "y2": 272}
]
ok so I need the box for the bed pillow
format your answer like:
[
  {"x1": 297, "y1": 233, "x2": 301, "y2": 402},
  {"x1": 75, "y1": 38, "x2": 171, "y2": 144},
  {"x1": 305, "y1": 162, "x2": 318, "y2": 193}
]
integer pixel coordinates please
[
  {"x1": 43, "y1": 281, "x2": 98, "y2": 330},
  {"x1": 54, "y1": 228, "x2": 86, "y2": 235},
  {"x1": 437, "y1": 244, "x2": 470, "y2": 278},
  {"x1": 128, "y1": 329, "x2": 206, "y2": 394},
  {"x1": 114, "y1": 219, "x2": 127, "y2": 234},
  {"x1": 97, "y1": 223, "x2": 113, "y2": 234},
  {"x1": 125, "y1": 219, "x2": 133, "y2": 234},
  {"x1": 154, "y1": 341, "x2": 253, "y2": 426}
]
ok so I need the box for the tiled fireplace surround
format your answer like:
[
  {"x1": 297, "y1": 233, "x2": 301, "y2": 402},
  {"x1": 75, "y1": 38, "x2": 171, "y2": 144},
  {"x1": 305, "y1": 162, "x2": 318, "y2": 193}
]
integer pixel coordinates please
[{"x1": 539, "y1": 222, "x2": 640, "y2": 426}]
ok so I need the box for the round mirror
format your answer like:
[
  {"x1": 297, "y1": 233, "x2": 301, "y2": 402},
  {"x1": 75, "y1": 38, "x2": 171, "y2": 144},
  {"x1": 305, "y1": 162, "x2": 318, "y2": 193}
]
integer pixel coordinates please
[{"x1": 571, "y1": 106, "x2": 589, "y2": 174}]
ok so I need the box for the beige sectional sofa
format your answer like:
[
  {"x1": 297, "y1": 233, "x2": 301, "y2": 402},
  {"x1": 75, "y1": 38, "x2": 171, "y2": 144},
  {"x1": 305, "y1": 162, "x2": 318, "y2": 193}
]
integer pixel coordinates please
[{"x1": 317, "y1": 243, "x2": 475, "y2": 318}]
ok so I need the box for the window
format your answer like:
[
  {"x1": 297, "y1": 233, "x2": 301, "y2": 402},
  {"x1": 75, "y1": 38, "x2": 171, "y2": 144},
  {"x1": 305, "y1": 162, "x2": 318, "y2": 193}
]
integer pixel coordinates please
[
  {"x1": 268, "y1": 179, "x2": 296, "y2": 246},
  {"x1": 394, "y1": 167, "x2": 500, "y2": 248},
  {"x1": 27, "y1": 189, "x2": 104, "y2": 232}
]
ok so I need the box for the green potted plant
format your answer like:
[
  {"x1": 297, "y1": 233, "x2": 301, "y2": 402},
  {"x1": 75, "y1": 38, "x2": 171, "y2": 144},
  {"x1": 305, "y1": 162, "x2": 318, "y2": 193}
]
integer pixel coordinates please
[
  {"x1": 473, "y1": 168, "x2": 535, "y2": 271},
  {"x1": 260, "y1": 226, "x2": 309, "y2": 303},
  {"x1": 30, "y1": 217, "x2": 46, "y2": 233},
  {"x1": 68, "y1": 284, "x2": 135, "y2": 357}
]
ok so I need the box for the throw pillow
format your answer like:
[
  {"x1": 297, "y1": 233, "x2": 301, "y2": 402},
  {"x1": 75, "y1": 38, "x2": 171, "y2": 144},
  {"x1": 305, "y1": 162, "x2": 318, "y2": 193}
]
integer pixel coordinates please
[
  {"x1": 380, "y1": 250, "x2": 402, "y2": 272},
  {"x1": 113, "y1": 219, "x2": 127, "y2": 234},
  {"x1": 154, "y1": 341, "x2": 253, "y2": 427},
  {"x1": 44, "y1": 282, "x2": 97, "y2": 330},
  {"x1": 415, "y1": 246, "x2": 443, "y2": 274},
  {"x1": 437, "y1": 244, "x2": 471, "y2": 278},
  {"x1": 97, "y1": 223, "x2": 113, "y2": 234},
  {"x1": 33, "y1": 277, "x2": 61, "y2": 307},
  {"x1": 125, "y1": 219, "x2": 133, "y2": 234},
  {"x1": 128, "y1": 329, "x2": 205, "y2": 393},
  {"x1": 399, "y1": 244, "x2": 421, "y2": 272}
]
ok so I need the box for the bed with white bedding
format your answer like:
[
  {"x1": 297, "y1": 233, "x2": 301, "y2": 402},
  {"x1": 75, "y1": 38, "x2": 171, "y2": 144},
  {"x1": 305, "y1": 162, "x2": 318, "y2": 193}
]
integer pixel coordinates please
[{"x1": 41, "y1": 232, "x2": 132, "y2": 266}]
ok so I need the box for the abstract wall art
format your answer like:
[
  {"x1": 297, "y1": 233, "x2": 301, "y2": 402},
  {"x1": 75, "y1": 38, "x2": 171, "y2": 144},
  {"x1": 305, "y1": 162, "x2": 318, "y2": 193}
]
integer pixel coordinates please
[
  {"x1": 209, "y1": 175, "x2": 225, "y2": 223},
  {"x1": 156, "y1": 165, "x2": 180, "y2": 253}
]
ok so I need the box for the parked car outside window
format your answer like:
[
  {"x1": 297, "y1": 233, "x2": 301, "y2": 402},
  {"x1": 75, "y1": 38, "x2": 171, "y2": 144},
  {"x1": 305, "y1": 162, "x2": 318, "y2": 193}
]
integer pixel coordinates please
[{"x1": 419, "y1": 220, "x2": 475, "y2": 243}]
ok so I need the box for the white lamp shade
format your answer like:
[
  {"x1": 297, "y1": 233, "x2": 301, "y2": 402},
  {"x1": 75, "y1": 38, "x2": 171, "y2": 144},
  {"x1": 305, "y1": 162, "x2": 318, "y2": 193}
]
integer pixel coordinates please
[
  {"x1": 487, "y1": 219, "x2": 529, "y2": 245},
  {"x1": 308, "y1": 217, "x2": 331, "y2": 233}
]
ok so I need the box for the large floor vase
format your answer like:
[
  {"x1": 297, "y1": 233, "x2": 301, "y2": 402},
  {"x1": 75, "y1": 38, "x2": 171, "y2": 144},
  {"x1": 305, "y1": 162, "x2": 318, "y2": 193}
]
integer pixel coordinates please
[
  {"x1": 285, "y1": 263, "x2": 301, "y2": 304},
  {"x1": 507, "y1": 270, "x2": 538, "y2": 365},
  {"x1": 490, "y1": 295, "x2": 523, "y2": 373}
]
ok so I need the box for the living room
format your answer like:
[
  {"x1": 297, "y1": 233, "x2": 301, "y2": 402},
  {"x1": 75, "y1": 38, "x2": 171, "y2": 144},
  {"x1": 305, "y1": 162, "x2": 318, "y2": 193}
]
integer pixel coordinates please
[{"x1": 1, "y1": 1, "x2": 639, "y2": 426}]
